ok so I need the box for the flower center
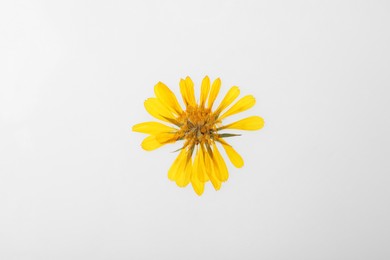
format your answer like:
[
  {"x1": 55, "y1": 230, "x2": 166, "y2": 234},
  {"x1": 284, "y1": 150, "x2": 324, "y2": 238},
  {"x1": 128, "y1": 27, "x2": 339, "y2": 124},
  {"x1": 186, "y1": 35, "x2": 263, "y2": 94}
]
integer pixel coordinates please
[{"x1": 178, "y1": 105, "x2": 218, "y2": 146}]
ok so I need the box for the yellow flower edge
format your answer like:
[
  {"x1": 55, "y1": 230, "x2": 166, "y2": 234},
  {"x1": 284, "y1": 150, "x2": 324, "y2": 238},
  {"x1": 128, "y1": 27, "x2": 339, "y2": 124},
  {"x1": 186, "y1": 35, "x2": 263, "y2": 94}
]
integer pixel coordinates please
[{"x1": 132, "y1": 76, "x2": 264, "y2": 195}]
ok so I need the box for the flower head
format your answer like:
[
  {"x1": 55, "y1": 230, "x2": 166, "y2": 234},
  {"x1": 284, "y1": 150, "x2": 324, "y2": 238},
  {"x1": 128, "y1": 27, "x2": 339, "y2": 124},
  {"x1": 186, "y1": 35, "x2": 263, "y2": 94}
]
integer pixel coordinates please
[{"x1": 132, "y1": 76, "x2": 264, "y2": 195}]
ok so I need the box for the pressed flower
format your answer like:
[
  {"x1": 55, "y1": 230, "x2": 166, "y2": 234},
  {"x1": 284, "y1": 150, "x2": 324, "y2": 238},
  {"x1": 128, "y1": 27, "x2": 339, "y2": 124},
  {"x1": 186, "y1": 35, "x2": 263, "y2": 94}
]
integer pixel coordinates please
[{"x1": 132, "y1": 76, "x2": 264, "y2": 196}]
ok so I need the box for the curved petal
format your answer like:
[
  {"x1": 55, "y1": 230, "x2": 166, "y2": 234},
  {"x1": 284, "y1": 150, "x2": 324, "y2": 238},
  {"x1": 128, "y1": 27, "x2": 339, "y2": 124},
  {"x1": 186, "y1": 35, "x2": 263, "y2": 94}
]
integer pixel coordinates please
[
  {"x1": 179, "y1": 77, "x2": 196, "y2": 107},
  {"x1": 200, "y1": 76, "x2": 210, "y2": 107},
  {"x1": 191, "y1": 170, "x2": 205, "y2": 196},
  {"x1": 212, "y1": 143, "x2": 229, "y2": 182},
  {"x1": 192, "y1": 147, "x2": 199, "y2": 176},
  {"x1": 192, "y1": 148, "x2": 204, "y2": 182},
  {"x1": 141, "y1": 135, "x2": 165, "y2": 151},
  {"x1": 155, "y1": 132, "x2": 178, "y2": 144},
  {"x1": 154, "y1": 82, "x2": 183, "y2": 115},
  {"x1": 132, "y1": 121, "x2": 177, "y2": 135},
  {"x1": 176, "y1": 155, "x2": 192, "y2": 187},
  {"x1": 185, "y1": 77, "x2": 196, "y2": 105},
  {"x1": 220, "y1": 116, "x2": 264, "y2": 131},
  {"x1": 204, "y1": 150, "x2": 221, "y2": 190},
  {"x1": 197, "y1": 145, "x2": 209, "y2": 182},
  {"x1": 207, "y1": 78, "x2": 221, "y2": 109},
  {"x1": 221, "y1": 142, "x2": 244, "y2": 168},
  {"x1": 144, "y1": 98, "x2": 178, "y2": 125},
  {"x1": 168, "y1": 149, "x2": 186, "y2": 180},
  {"x1": 219, "y1": 95, "x2": 256, "y2": 120},
  {"x1": 214, "y1": 86, "x2": 240, "y2": 115}
]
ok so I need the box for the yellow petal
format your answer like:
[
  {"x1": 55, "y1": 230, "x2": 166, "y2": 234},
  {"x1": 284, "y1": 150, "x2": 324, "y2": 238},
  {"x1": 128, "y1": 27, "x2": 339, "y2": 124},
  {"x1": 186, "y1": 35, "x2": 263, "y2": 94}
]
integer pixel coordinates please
[
  {"x1": 212, "y1": 143, "x2": 229, "y2": 182},
  {"x1": 176, "y1": 155, "x2": 192, "y2": 187},
  {"x1": 155, "y1": 132, "x2": 178, "y2": 144},
  {"x1": 172, "y1": 151, "x2": 188, "y2": 184},
  {"x1": 205, "y1": 153, "x2": 222, "y2": 190},
  {"x1": 219, "y1": 95, "x2": 256, "y2": 120},
  {"x1": 221, "y1": 142, "x2": 244, "y2": 168},
  {"x1": 168, "y1": 149, "x2": 186, "y2": 180},
  {"x1": 154, "y1": 82, "x2": 183, "y2": 115},
  {"x1": 185, "y1": 77, "x2": 196, "y2": 105},
  {"x1": 220, "y1": 116, "x2": 265, "y2": 131},
  {"x1": 179, "y1": 77, "x2": 196, "y2": 107},
  {"x1": 209, "y1": 174, "x2": 221, "y2": 190},
  {"x1": 144, "y1": 98, "x2": 177, "y2": 124},
  {"x1": 197, "y1": 145, "x2": 209, "y2": 182},
  {"x1": 214, "y1": 86, "x2": 240, "y2": 115},
  {"x1": 200, "y1": 76, "x2": 210, "y2": 107},
  {"x1": 194, "y1": 145, "x2": 208, "y2": 182},
  {"x1": 191, "y1": 172, "x2": 205, "y2": 196},
  {"x1": 141, "y1": 135, "x2": 164, "y2": 151},
  {"x1": 132, "y1": 121, "x2": 177, "y2": 135},
  {"x1": 204, "y1": 151, "x2": 221, "y2": 190},
  {"x1": 207, "y1": 78, "x2": 221, "y2": 109},
  {"x1": 192, "y1": 148, "x2": 200, "y2": 180}
]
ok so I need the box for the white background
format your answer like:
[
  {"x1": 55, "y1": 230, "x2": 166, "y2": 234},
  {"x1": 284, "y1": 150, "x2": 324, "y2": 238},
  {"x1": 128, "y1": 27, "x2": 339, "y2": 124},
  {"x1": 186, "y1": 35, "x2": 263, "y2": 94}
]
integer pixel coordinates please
[{"x1": 1, "y1": 0, "x2": 390, "y2": 259}]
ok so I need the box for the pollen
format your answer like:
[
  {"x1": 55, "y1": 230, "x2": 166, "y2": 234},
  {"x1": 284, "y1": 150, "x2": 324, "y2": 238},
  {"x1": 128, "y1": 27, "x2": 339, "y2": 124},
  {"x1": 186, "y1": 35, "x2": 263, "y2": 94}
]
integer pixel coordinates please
[{"x1": 177, "y1": 105, "x2": 218, "y2": 148}]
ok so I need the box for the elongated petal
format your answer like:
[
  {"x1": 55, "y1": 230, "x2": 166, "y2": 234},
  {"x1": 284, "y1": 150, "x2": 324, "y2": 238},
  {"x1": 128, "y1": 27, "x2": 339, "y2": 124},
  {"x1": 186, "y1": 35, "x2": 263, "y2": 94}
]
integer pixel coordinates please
[
  {"x1": 132, "y1": 121, "x2": 177, "y2": 135},
  {"x1": 168, "y1": 149, "x2": 186, "y2": 180},
  {"x1": 172, "y1": 151, "x2": 188, "y2": 182},
  {"x1": 221, "y1": 143, "x2": 244, "y2": 168},
  {"x1": 197, "y1": 145, "x2": 209, "y2": 182},
  {"x1": 191, "y1": 149, "x2": 205, "y2": 195},
  {"x1": 179, "y1": 79, "x2": 188, "y2": 106},
  {"x1": 191, "y1": 172, "x2": 205, "y2": 196},
  {"x1": 204, "y1": 151, "x2": 221, "y2": 190},
  {"x1": 214, "y1": 86, "x2": 240, "y2": 115},
  {"x1": 220, "y1": 116, "x2": 264, "y2": 130},
  {"x1": 154, "y1": 82, "x2": 183, "y2": 115},
  {"x1": 192, "y1": 148, "x2": 199, "y2": 176},
  {"x1": 155, "y1": 132, "x2": 178, "y2": 144},
  {"x1": 200, "y1": 76, "x2": 210, "y2": 107},
  {"x1": 141, "y1": 135, "x2": 164, "y2": 151},
  {"x1": 185, "y1": 77, "x2": 196, "y2": 106},
  {"x1": 179, "y1": 77, "x2": 196, "y2": 107},
  {"x1": 207, "y1": 78, "x2": 221, "y2": 109},
  {"x1": 212, "y1": 143, "x2": 229, "y2": 182},
  {"x1": 176, "y1": 156, "x2": 192, "y2": 187},
  {"x1": 144, "y1": 98, "x2": 177, "y2": 124},
  {"x1": 219, "y1": 95, "x2": 256, "y2": 120}
]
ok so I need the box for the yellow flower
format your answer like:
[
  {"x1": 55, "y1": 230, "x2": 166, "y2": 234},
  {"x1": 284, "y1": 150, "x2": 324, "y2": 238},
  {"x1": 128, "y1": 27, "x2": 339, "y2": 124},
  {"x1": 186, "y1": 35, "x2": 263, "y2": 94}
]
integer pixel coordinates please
[{"x1": 132, "y1": 76, "x2": 264, "y2": 195}]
